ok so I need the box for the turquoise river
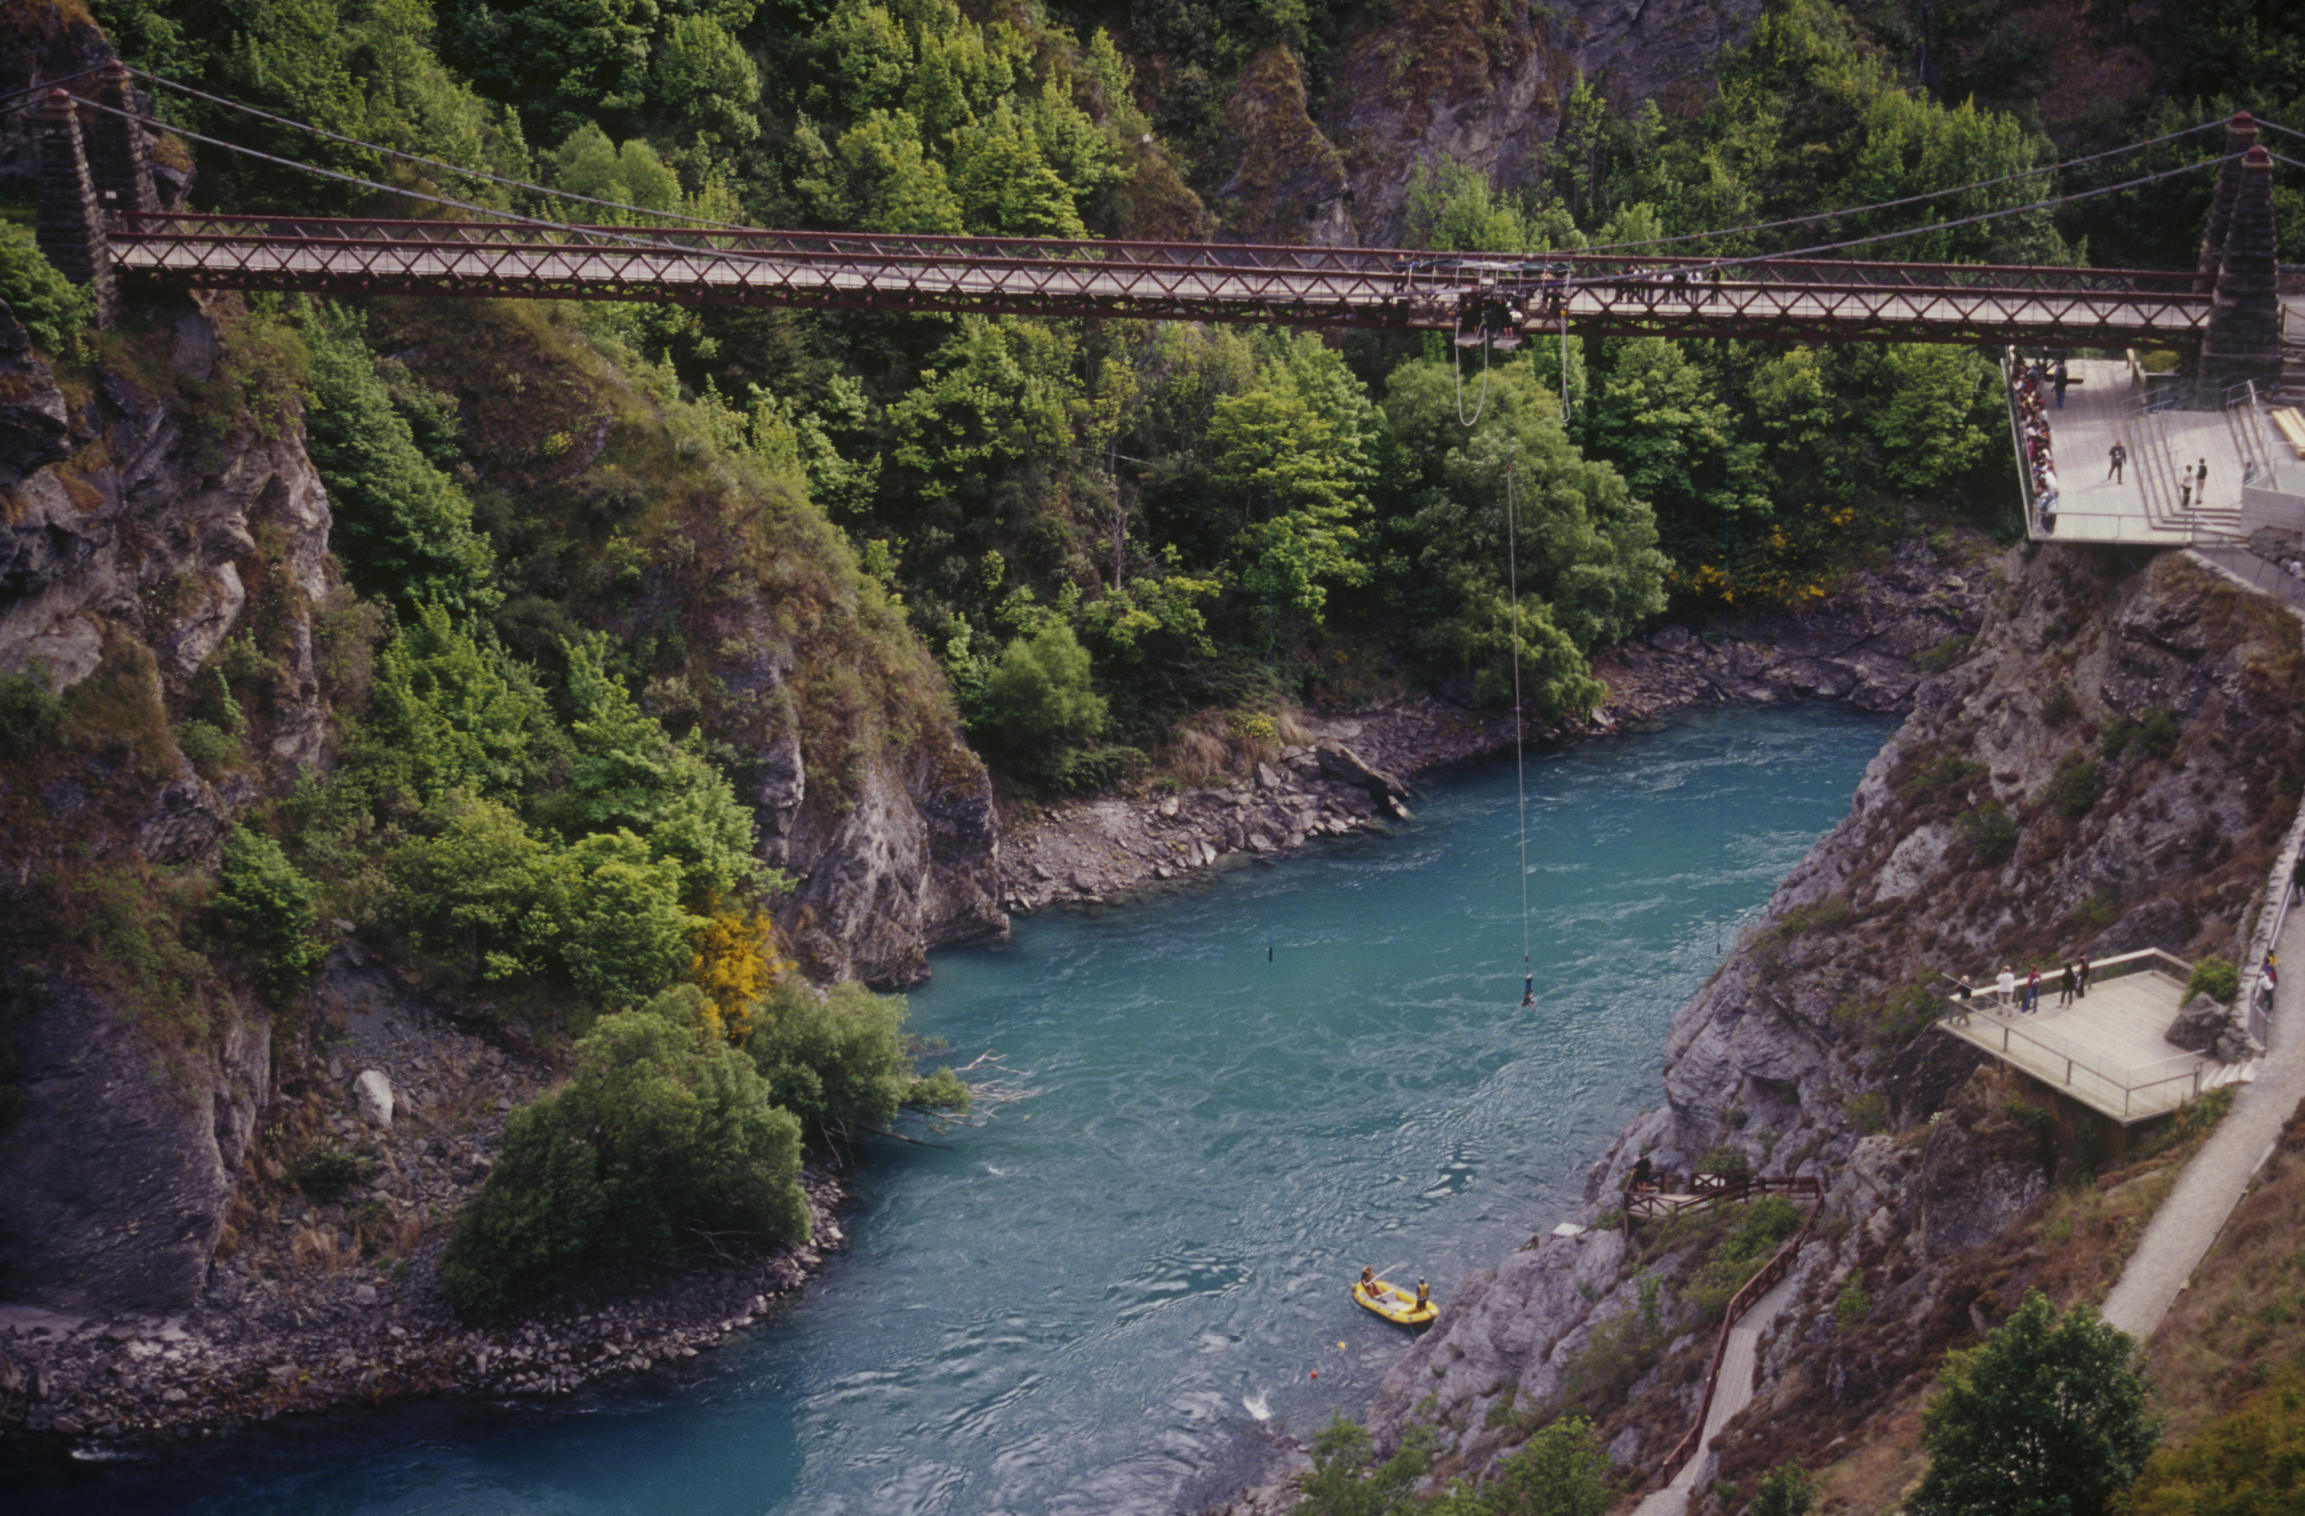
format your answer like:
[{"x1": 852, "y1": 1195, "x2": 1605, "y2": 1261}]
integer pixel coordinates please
[{"x1": 18, "y1": 703, "x2": 1896, "y2": 1516}]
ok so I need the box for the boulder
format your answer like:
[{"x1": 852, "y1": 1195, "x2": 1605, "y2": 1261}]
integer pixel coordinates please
[
  {"x1": 354, "y1": 1070, "x2": 394, "y2": 1129},
  {"x1": 2164, "y1": 992, "x2": 2233, "y2": 1054}
]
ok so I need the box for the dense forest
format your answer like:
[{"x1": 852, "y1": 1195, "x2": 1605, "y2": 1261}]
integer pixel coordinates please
[{"x1": 4, "y1": 0, "x2": 2302, "y2": 1327}]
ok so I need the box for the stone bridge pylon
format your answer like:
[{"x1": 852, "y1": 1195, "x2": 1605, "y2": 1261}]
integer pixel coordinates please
[
  {"x1": 2197, "y1": 112, "x2": 2285, "y2": 391},
  {"x1": 33, "y1": 59, "x2": 160, "y2": 328}
]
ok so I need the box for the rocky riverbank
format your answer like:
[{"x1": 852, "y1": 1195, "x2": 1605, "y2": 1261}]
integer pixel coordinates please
[
  {"x1": 1011, "y1": 534, "x2": 1990, "y2": 913},
  {"x1": 0, "y1": 532, "x2": 1996, "y2": 1460},
  {"x1": 0, "y1": 943, "x2": 849, "y2": 1452}
]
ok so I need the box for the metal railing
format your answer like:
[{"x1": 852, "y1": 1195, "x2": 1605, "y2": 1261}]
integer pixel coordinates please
[
  {"x1": 2005, "y1": 349, "x2": 2045, "y2": 533},
  {"x1": 105, "y1": 212, "x2": 2219, "y2": 346},
  {"x1": 1649, "y1": 1175, "x2": 1826, "y2": 1479},
  {"x1": 1935, "y1": 951, "x2": 2227, "y2": 1118}
]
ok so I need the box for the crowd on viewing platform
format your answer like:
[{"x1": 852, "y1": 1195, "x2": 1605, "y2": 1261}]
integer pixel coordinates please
[{"x1": 2014, "y1": 354, "x2": 2069, "y2": 519}]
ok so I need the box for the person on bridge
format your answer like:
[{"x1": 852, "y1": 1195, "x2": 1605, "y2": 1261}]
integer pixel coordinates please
[{"x1": 2108, "y1": 440, "x2": 2127, "y2": 482}]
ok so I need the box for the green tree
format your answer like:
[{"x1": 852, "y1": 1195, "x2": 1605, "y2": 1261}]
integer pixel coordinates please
[
  {"x1": 1379, "y1": 361, "x2": 1665, "y2": 712},
  {"x1": 301, "y1": 306, "x2": 500, "y2": 618},
  {"x1": 1909, "y1": 1290, "x2": 2159, "y2": 1516},
  {"x1": 365, "y1": 605, "x2": 562, "y2": 805},
  {"x1": 748, "y1": 978, "x2": 967, "y2": 1138},
  {"x1": 558, "y1": 830, "x2": 705, "y2": 1007},
  {"x1": 974, "y1": 622, "x2": 1107, "y2": 781},
  {"x1": 1851, "y1": 344, "x2": 1999, "y2": 500},
  {"x1": 1210, "y1": 334, "x2": 1381, "y2": 622},
  {"x1": 214, "y1": 825, "x2": 325, "y2": 1003},
  {"x1": 0, "y1": 226, "x2": 92, "y2": 357},
  {"x1": 1749, "y1": 1462, "x2": 1819, "y2": 1516},
  {"x1": 440, "y1": 985, "x2": 808, "y2": 1322},
  {"x1": 391, "y1": 794, "x2": 575, "y2": 984},
  {"x1": 538, "y1": 636, "x2": 759, "y2": 903},
  {"x1": 546, "y1": 122, "x2": 683, "y2": 217},
  {"x1": 1579, "y1": 336, "x2": 1768, "y2": 559},
  {"x1": 1484, "y1": 1415, "x2": 1613, "y2": 1516},
  {"x1": 1293, "y1": 1415, "x2": 1431, "y2": 1516}
]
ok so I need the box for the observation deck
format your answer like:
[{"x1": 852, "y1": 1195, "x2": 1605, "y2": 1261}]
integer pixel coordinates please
[{"x1": 1934, "y1": 950, "x2": 2254, "y2": 1124}]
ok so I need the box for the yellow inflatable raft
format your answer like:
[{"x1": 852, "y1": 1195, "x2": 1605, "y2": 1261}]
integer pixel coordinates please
[{"x1": 1352, "y1": 1277, "x2": 1436, "y2": 1327}]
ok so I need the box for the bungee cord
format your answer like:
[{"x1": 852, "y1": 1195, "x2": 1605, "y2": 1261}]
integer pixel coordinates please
[
  {"x1": 1454, "y1": 308, "x2": 1493, "y2": 427},
  {"x1": 1505, "y1": 453, "x2": 1532, "y2": 1006}
]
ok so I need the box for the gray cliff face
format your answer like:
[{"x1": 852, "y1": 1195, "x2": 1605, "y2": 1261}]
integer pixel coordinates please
[
  {"x1": 1335, "y1": 544, "x2": 2305, "y2": 1486},
  {"x1": 1280, "y1": 0, "x2": 1761, "y2": 247},
  {"x1": 0, "y1": 294, "x2": 331, "y2": 1315},
  {"x1": 0, "y1": 983, "x2": 268, "y2": 1313},
  {"x1": 0, "y1": 287, "x2": 998, "y2": 1319},
  {"x1": 780, "y1": 738, "x2": 1005, "y2": 988}
]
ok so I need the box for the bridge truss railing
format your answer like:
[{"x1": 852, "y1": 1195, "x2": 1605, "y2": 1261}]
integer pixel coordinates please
[{"x1": 104, "y1": 213, "x2": 2217, "y2": 346}]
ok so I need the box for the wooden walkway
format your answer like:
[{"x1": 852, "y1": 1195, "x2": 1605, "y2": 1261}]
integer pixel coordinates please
[{"x1": 1621, "y1": 1174, "x2": 1824, "y2": 1506}]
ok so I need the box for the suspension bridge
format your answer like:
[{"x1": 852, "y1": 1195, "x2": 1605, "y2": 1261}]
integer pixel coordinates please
[{"x1": 17, "y1": 61, "x2": 2305, "y2": 548}]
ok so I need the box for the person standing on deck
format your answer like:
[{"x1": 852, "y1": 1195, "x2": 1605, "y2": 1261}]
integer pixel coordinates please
[
  {"x1": 1998, "y1": 964, "x2": 2016, "y2": 1008},
  {"x1": 2054, "y1": 359, "x2": 2070, "y2": 409},
  {"x1": 2024, "y1": 967, "x2": 2043, "y2": 1013},
  {"x1": 2108, "y1": 440, "x2": 2127, "y2": 482},
  {"x1": 2078, "y1": 953, "x2": 2093, "y2": 997},
  {"x1": 2059, "y1": 962, "x2": 2077, "y2": 1008},
  {"x1": 2198, "y1": 459, "x2": 2210, "y2": 500}
]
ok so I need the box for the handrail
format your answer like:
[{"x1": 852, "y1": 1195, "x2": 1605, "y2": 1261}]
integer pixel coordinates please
[{"x1": 1654, "y1": 1176, "x2": 1827, "y2": 1478}]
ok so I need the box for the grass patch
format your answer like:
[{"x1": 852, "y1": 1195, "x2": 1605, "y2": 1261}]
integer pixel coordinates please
[
  {"x1": 1956, "y1": 799, "x2": 2019, "y2": 865},
  {"x1": 1910, "y1": 634, "x2": 1979, "y2": 673},
  {"x1": 1898, "y1": 750, "x2": 1988, "y2": 802}
]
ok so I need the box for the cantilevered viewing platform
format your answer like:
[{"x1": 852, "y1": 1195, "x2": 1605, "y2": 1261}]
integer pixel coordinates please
[{"x1": 1934, "y1": 950, "x2": 2256, "y2": 1124}]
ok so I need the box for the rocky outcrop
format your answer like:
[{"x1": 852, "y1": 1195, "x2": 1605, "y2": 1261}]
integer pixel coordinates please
[
  {"x1": 1001, "y1": 734, "x2": 1412, "y2": 912},
  {"x1": 0, "y1": 944, "x2": 852, "y2": 1445},
  {"x1": 1311, "y1": 0, "x2": 1762, "y2": 246},
  {"x1": 1214, "y1": 542, "x2": 2305, "y2": 1503},
  {"x1": 0, "y1": 983, "x2": 268, "y2": 1314},
  {"x1": 782, "y1": 738, "x2": 1005, "y2": 986},
  {"x1": 2164, "y1": 991, "x2": 2250, "y2": 1061},
  {"x1": 0, "y1": 292, "x2": 340, "y2": 1319}
]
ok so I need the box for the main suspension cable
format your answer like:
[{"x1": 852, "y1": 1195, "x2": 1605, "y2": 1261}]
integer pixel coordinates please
[
  {"x1": 122, "y1": 65, "x2": 755, "y2": 234},
  {"x1": 64, "y1": 92, "x2": 765, "y2": 268},
  {"x1": 1555, "y1": 151, "x2": 2240, "y2": 291},
  {"x1": 1579, "y1": 116, "x2": 2230, "y2": 254}
]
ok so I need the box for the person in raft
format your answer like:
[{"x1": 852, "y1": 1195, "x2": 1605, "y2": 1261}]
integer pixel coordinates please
[
  {"x1": 1521, "y1": 973, "x2": 1536, "y2": 1007},
  {"x1": 1415, "y1": 1280, "x2": 1431, "y2": 1310},
  {"x1": 1360, "y1": 1266, "x2": 1377, "y2": 1294}
]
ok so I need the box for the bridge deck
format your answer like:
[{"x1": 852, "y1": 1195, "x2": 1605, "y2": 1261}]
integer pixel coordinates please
[{"x1": 105, "y1": 215, "x2": 2215, "y2": 347}]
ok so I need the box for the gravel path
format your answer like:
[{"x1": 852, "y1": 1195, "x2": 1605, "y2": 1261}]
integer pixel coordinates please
[{"x1": 2099, "y1": 906, "x2": 2305, "y2": 1338}]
